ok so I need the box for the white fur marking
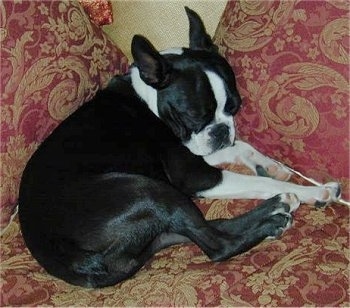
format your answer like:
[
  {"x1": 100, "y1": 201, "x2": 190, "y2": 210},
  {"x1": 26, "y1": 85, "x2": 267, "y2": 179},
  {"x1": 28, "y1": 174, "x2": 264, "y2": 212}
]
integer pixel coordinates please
[
  {"x1": 205, "y1": 70, "x2": 227, "y2": 117},
  {"x1": 130, "y1": 67, "x2": 159, "y2": 117},
  {"x1": 184, "y1": 70, "x2": 235, "y2": 156},
  {"x1": 204, "y1": 140, "x2": 292, "y2": 182},
  {"x1": 160, "y1": 48, "x2": 184, "y2": 55},
  {"x1": 197, "y1": 169, "x2": 332, "y2": 204},
  {"x1": 205, "y1": 71, "x2": 234, "y2": 144}
]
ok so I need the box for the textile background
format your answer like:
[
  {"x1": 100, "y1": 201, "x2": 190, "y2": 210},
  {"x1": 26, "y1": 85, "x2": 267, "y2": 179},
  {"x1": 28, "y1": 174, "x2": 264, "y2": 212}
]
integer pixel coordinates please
[
  {"x1": 214, "y1": 0, "x2": 349, "y2": 199},
  {"x1": 0, "y1": 0, "x2": 128, "y2": 229}
]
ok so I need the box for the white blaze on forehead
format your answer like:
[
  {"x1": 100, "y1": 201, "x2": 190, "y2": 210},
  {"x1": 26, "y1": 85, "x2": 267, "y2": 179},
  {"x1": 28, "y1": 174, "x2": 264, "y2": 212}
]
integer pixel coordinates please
[
  {"x1": 130, "y1": 67, "x2": 159, "y2": 117},
  {"x1": 131, "y1": 63, "x2": 236, "y2": 157},
  {"x1": 205, "y1": 70, "x2": 234, "y2": 133},
  {"x1": 204, "y1": 70, "x2": 227, "y2": 121},
  {"x1": 184, "y1": 70, "x2": 235, "y2": 156}
]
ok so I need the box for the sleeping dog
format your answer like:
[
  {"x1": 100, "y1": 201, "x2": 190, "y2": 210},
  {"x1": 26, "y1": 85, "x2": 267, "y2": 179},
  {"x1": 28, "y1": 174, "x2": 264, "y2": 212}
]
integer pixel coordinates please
[{"x1": 19, "y1": 8, "x2": 341, "y2": 288}]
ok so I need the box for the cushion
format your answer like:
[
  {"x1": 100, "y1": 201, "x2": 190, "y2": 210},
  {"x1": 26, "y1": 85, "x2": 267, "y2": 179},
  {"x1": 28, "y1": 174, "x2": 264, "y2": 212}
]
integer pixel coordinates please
[
  {"x1": 79, "y1": 0, "x2": 113, "y2": 26},
  {"x1": 102, "y1": 1, "x2": 226, "y2": 60},
  {"x1": 1, "y1": 2, "x2": 348, "y2": 305},
  {"x1": 0, "y1": 0, "x2": 128, "y2": 229},
  {"x1": 213, "y1": 0, "x2": 349, "y2": 199},
  {"x1": 1, "y1": 172, "x2": 348, "y2": 306}
]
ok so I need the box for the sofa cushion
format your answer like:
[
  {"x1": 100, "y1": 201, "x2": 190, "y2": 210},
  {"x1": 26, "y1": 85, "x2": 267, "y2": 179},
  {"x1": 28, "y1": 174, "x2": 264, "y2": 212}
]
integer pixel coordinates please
[
  {"x1": 1, "y1": 174, "x2": 349, "y2": 306},
  {"x1": 0, "y1": 0, "x2": 128, "y2": 229},
  {"x1": 213, "y1": 0, "x2": 349, "y2": 199}
]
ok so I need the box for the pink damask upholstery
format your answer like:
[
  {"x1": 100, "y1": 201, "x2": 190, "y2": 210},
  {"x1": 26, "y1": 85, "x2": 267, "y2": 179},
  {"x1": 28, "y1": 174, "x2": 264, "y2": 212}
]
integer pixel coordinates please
[
  {"x1": 214, "y1": 0, "x2": 349, "y2": 199},
  {"x1": 1, "y1": 1, "x2": 349, "y2": 306},
  {"x1": 0, "y1": 0, "x2": 128, "y2": 229},
  {"x1": 1, "y1": 178, "x2": 348, "y2": 306}
]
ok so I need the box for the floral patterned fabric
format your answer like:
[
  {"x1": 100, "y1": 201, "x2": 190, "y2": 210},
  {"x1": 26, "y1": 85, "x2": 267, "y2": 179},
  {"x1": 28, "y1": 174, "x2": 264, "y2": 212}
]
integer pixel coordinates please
[
  {"x1": 0, "y1": 0, "x2": 128, "y2": 229},
  {"x1": 78, "y1": 0, "x2": 113, "y2": 26},
  {"x1": 214, "y1": 0, "x2": 349, "y2": 200},
  {"x1": 1, "y1": 171, "x2": 349, "y2": 306},
  {"x1": 1, "y1": 0, "x2": 349, "y2": 306}
]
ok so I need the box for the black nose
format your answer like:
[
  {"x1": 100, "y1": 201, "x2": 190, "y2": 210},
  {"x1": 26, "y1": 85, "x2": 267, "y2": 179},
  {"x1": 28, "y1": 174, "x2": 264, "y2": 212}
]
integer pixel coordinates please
[{"x1": 209, "y1": 123, "x2": 230, "y2": 140}]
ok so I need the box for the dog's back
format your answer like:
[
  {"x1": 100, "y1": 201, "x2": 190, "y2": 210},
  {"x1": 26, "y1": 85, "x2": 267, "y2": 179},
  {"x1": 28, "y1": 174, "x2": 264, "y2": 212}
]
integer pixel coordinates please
[{"x1": 18, "y1": 76, "x2": 182, "y2": 287}]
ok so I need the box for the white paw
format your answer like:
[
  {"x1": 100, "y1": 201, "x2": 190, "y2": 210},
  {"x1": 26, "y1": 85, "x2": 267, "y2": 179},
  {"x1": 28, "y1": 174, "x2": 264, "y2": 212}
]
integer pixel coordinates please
[
  {"x1": 279, "y1": 192, "x2": 300, "y2": 212},
  {"x1": 266, "y1": 193, "x2": 300, "y2": 239},
  {"x1": 302, "y1": 182, "x2": 341, "y2": 206},
  {"x1": 256, "y1": 163, "x2": 293, "y2": 181},
  {"x1": 313, "y1": 182, "x2": 341, "y2": 207}
]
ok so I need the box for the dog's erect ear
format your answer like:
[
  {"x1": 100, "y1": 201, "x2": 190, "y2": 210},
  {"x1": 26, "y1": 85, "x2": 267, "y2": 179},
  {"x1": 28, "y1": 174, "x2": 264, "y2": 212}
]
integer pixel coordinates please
[
  {"x1": 185, "y1": 7, "x2": 218, "y2": 53},
  {"x1": 131, "y1": 35, "x2": 172, "y2": 89}
]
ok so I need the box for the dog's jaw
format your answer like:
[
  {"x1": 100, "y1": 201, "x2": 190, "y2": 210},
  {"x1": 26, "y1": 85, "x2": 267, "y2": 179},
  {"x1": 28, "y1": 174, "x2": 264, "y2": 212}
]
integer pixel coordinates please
[{"x1": 184, "y1": 129, "x2": 218, "y2": 156}]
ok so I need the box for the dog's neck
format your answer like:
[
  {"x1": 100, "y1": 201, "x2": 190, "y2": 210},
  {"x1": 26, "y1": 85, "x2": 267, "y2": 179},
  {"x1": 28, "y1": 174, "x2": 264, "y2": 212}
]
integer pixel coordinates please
[{"x1": 130, "y1": 66, "x2": 159, "y2": 117}]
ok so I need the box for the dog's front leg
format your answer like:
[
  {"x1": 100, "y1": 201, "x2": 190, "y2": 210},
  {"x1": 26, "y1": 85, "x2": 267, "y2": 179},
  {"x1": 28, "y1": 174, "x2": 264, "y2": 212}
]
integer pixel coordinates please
[
  {"x1": 204, "y1": 140, "x2": 292, "y2": 181},
  {"x1": 197, "y1": 169, "x2": 340, "y2": 206}
]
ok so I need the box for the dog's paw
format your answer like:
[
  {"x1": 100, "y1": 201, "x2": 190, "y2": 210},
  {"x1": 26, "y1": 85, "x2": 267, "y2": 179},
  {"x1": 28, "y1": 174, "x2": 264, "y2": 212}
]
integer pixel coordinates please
[
  {"x1": 312, "y1": 182, "x2": 341, "y2": 207},
  {"x1": 256, "y1": 162, "x2": 292, "y2": 181},
  {"x1": 277, "y1": 192, "x2": 300, "y2": 213},
  {"x1": 232, "y1": 141, "x2": 292, "y2": 181},
  {"x1": 263, "y1": 193, "x2": 300, "y2": 239}
]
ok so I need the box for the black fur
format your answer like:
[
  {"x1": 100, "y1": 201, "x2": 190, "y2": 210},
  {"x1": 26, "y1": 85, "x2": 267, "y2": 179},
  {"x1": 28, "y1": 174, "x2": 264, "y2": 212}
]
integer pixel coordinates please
[{"x1": 19, "y1": 7, "x2": 292, "y2": 288}]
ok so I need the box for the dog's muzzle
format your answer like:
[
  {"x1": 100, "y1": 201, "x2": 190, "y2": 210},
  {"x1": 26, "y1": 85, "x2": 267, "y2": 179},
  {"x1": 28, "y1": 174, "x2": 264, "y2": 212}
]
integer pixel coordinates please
[{"x1": 209, "y1": 123, "x2": 232, "y2": 151}]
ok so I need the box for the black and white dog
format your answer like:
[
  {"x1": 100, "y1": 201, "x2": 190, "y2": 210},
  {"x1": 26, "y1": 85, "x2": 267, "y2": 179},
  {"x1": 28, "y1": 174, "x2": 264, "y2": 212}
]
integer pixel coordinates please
[{"x1": 19, "y1": 8, "x2": 340, "y2": 288}]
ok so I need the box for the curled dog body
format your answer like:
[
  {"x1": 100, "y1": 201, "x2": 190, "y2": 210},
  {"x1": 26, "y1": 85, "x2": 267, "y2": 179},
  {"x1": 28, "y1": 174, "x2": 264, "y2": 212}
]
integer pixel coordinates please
[{"x1": 19, "y1": 8, "x2": 341, "y2": 288}]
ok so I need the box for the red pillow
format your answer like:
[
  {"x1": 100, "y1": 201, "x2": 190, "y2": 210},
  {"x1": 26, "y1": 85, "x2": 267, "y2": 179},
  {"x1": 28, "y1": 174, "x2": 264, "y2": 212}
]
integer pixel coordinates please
[
  {"x1": 0, "y1": 0, "x2": 128, "y2": 229},
  {"x1": 214, "y1": 0, "x2": 349, "y2": 198},
  {"x1": 79, "y1": 0, "x2": 114, "y2": 26}
]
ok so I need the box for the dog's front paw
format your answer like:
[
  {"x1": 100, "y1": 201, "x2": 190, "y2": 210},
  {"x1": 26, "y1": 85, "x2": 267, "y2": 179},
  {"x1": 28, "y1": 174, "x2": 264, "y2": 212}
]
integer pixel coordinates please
[
  {"x1": 313, "y1": 182, "x2": 341, "y2": 207},
  {"x1": 263, "y1": 193, "x2": 300, "y2": 239},
  {"x1": 289, "y1": 182, "x2": 341, "y2": 206},
  {"x1": 256, "y1": 162, "x2": 292, "y2": 181}
]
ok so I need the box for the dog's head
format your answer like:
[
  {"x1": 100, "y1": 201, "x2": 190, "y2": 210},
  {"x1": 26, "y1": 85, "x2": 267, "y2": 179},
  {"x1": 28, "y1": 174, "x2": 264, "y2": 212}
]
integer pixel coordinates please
[{"x1": 130, "y1": 7, "x2": 242, "y2": 156}]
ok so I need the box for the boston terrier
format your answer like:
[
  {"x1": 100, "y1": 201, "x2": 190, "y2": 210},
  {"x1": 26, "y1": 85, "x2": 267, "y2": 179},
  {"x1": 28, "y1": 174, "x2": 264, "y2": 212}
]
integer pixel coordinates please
[{"x1": 19, "y1": 8, "x2": 341, "y2": 288}]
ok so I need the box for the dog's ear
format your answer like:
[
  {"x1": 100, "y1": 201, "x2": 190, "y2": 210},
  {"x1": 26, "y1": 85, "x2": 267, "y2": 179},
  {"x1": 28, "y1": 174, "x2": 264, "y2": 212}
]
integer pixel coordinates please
[
  {"x1": 185, "y1": 7, "x2": 218, "y2": 53},
  {"x1": 131, "y1": 35, "x2": 172, "y2": 89}
]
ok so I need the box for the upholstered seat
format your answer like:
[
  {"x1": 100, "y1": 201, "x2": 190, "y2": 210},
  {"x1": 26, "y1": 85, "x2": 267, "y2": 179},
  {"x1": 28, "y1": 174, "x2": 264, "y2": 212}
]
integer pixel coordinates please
[{"x1": 1, "y1": 1, "x2": 348, "y2": 306}]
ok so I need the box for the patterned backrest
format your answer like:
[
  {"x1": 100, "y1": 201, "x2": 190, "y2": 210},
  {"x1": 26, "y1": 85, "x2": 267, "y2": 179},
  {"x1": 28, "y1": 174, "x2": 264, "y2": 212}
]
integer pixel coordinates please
[
  {"x1": 213, "y1": 0, "x2": 349, "y2": 198},
  {"x1": 0, "y1": 0, "x2": 128, "y2": 229}
]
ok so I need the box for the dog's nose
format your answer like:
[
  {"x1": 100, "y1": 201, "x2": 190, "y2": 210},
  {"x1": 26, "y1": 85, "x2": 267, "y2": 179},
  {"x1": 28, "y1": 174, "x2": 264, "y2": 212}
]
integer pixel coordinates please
[{"x1": 209, "y1": 123, "x2": 230, "y2": 140}]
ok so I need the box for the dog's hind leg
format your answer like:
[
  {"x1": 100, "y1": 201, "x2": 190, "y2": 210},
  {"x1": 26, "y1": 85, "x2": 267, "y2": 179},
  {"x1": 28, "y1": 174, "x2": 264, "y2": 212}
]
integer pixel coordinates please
[
  {"x1": 207, "y1": 193, "x2": 299, "y2": 259},
  {"x1": 56, "y1": 175, "x2": 299, "y2": 288},
  {"x1": 72, "y1": 228, "x2": 191, "y2": 288},
  {"x1": 89, "y1": 195, "x2": 298, "y2": 287},
  {"x1": 167, "y1": 192, "x2": 299, "y2": 262},
  {"x1": 59, "y1": 174, "x2": 209, "y2": 288},
  {"x1": 85, "y1": 192, "x2": 296, "y2": 287}
]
